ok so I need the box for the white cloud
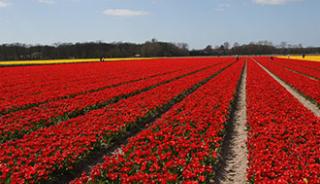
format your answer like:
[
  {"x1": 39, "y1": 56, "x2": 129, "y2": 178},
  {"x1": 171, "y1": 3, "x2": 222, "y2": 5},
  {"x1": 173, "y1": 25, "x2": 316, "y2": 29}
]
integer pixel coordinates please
[
  {"x1": 0, "y1": 0, "x2": 10, "y2": 8},
  {"x1": 37, "y1": 0, "x2": 55, "y2": 4},
  {"x1": 253, "y1": 0, "x2": 303, "y2": 5},
  {"x1": 103, "y1": 9, "x2": 149, "y2": 17}
]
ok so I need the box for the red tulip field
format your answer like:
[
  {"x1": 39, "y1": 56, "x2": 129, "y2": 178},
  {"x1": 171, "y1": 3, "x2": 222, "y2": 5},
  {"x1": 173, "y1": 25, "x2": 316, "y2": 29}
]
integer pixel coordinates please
[{"x1": 0, "y1": 57, "x2": 319, "y2": 184}]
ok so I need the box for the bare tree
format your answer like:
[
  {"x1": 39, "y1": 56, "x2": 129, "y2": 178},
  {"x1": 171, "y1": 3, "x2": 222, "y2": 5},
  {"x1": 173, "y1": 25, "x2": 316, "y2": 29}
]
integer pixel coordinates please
[{"x1": 223, "y1": 42, "x2": 230, "y2": 50}]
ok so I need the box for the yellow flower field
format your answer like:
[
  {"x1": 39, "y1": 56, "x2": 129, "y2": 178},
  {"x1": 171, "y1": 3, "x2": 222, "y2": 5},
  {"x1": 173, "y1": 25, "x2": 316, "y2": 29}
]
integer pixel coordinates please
[
  {"x1": 277, "y1": 55, "x2": 320, "y2": 62},
  {"x1": 0, "y1": 57, "x2": 155, "y2": 66}
]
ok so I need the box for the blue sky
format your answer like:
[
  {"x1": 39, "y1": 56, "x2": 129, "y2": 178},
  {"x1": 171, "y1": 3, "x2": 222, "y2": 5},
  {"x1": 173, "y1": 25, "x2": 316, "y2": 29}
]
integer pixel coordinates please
[{"x1": 0, "y1": 0, "x2": 319, "y2": 49}]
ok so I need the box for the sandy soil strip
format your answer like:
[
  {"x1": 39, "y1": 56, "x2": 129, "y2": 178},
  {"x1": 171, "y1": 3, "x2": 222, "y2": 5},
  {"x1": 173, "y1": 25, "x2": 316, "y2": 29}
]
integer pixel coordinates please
[
  {"x1": 254, "y1": 59, "x2": 320, "y2": 117},
  {"x1": 215, "y1": 62, "x2": 248, "y2": 184}
]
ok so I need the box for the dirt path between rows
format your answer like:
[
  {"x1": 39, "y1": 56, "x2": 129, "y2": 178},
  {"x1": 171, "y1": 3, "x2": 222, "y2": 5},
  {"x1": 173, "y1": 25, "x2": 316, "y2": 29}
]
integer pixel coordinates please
[
  {"x1": 254, "y1": 59, "x2": 320, "y2": 117},
  {"x1": 215, "y1": 62, "x2": 248, "y2": 184}
]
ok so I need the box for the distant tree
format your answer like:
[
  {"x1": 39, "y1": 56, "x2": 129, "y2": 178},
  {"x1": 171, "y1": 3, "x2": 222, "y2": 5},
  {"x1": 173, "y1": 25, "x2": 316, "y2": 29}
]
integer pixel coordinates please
[
  {"x1": 279, "y1": 42, "x2": 288, "y2": 49},
  {"x1": 233, "y1": 42, "x2": 240, "y2": 48},
  {"x1": 175, "y1": 43, "x2": 189, "y2": 50},
  {"x1": 151, "y1": 38, "x2": 158, "y2": 43},
  {"x1": 223, "y1": 42, "x2": 230, "y2": 50},
  {"x1": 205, "y1": 45, "x2": 213, "y2": 50}
]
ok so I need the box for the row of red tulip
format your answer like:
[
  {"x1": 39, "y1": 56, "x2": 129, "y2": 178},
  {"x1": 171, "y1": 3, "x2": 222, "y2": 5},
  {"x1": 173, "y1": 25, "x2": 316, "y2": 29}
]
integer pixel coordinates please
[
  {"x1": 0, "y1": 59, "x2": 234, "y2": 183},
  {"x1": 1, "y1": 61, "x2": 145, "y2": 112},
  {"x1": 1, "y1": 58, "x2": 216, "y2": 113},
  {"x1": 246, "y1": 60, "x2": 320, "y2": 183},
  {"x1": 276, "y1": 57, "x2": 320, "y2": 70},
  {"x1": 0, "y1": 62, "x2": 216, "y2": 143},
  {"x1": 273, "y1": 58, "x2": 320, "y2": 79},
  {"x1": 71, "y1": 60, "x2": 244, "y2": 184},
  {"x1": 256, "y1": 58, "x2": 320, "y2": 106}
]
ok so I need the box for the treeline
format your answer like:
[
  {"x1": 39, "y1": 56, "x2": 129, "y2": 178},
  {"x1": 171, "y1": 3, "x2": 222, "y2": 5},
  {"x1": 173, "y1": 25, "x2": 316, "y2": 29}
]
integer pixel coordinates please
[
  {"x1": 0, "y1": 39, "x2": 189, "y2": 61},
  {"x1": 0, "y1": 39, "x2": 319, "y2": 61},
  {"x1": 190, "y1": 41, "x2": 320, "y2": 56}
]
